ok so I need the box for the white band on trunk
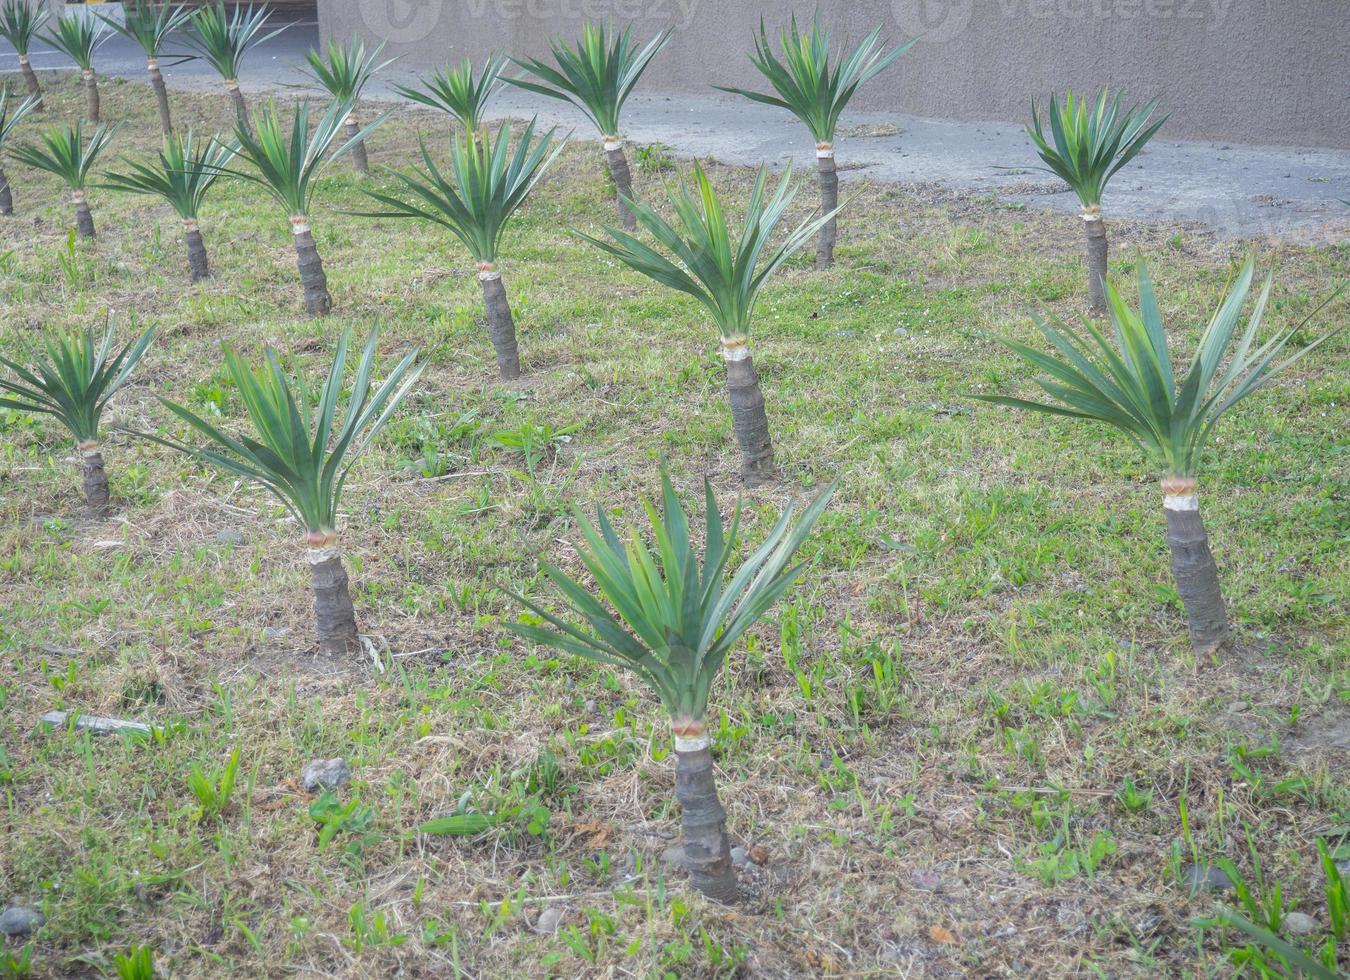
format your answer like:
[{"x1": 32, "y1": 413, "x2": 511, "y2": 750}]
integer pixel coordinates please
[
  {"x1": 81, "y1": 68, "x2": 93, "y2": 80},
  {"x1": 225, "y1": 79, "x2": 240, "y2": 91},
  {"x1": 72, "y1": 191, "x2": 87, "y2": 204},
  {"x1": 18, "y1": 55, "x2": 28, "y2": 66},
  {"x1": 290, "y1": 216, "x2": 311, "y2": 235},
  {"x1": 602, "y1": 138, "x2": 622, "y2": 152},
  {"x1": 816, "y1": 146, "x2": 834, "y2": 159},
  {"x1": 146, "y1": 58, "x2": 159, "y2": 70},
  {"x1": 305, "y1": 545, "x2": 341, "y2": 565},
  {"x1": 674, "y1": 734, "x2": 711, "y2": 752},
  {"x1": 478, "y1": 269, "x2": 501, "y2": 281},
  {"x1": 183, "y1": 217, "x2": 199, "y2": 232},
  {"x1": 1164, "y1": 494, "x2": 1199, "y2": 512},
  {"x1": 1081, "y1": 211, "x2": 1103, "y2": 223},
  {"x1": 78, "y1": 441, "x2": 101, "y2": 458}
]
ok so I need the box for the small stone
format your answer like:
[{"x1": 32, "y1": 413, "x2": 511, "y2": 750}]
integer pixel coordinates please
[
  {"x1": 1283, "y1": 912, "x2": 1317, "y2": 935},
  {"x1": 892, "y1": 327, "x2": 909, "y2": 336},
  {"x1": 261, "y1": 627, "x2": 289, "y2": 640},
  {"x1": 730, "y1": 846, "x2": 748, "y2": 866},
  {"x1": 0, "y1": 905, "x2": 44, "y2": 937},
  {"x1": 1337, "y1": 860, "x2": 1350, "y2": 877},
  {"x1": 300, "y1": 758, "x2": 351, "y2": 792},
  {"x1": 533, "y1": 906, "x2": 564, "y2": 935},
  {"x1": 910, "y1": 870, "x2": 943, "y2": 892},
  {"x1": 216, "y1": 529, "x2": 245, "y2": 546},
  {"x1": 1183, "y1": 864, "x2": 1235, "y2": 893},
  {"x1": 1226, "y1": 700, "x2": 1250, "y2": 713}
]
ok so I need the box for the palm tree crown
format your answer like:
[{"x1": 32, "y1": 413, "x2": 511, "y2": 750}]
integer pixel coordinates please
[
  {"x1": 102, "y1": 0, "x2": 193, "y2": 58},
  {"x1": 45, "y1": 12, "x2": 110, "y2": 70},
  {"x1": 304, "y1": 36, "x2": 391, "y2": 102},
  {"x1": 10, "y1": 120, "x2": 120, "y2": 190},
  {"x1": 0, "y1": 0, "x2": 48, "y2": 55},
  {"x1": 393, "y1": 54, "x2": 506, "y2": 133},
  {"x1": 183, "y1": 0, "x2": 284, "y2": 80},
  {"x1": 102, "y1": 130, "x2": 237, "y2": 220}
]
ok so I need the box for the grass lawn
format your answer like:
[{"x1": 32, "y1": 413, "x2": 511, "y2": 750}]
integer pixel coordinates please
[{"x1": 0, "y1": 74, "x2": 1347, "y2": 977}]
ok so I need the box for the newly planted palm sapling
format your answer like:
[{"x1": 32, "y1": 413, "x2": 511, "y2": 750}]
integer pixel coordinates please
[
  {"x1": 1026, "y1": 88, "x2": 1166, "y2": 314},
  {"x1": 718, "y1": 15, "x2": 913, "y2": 268},
  {"x1": 303, "y1": 36, "x2": 391, "y2": 174},
  {"x1": 508, "y1": 22, "x2": 670, "y2": 231},
  {"x1": 102, "y1": 130, "x2": 238, "y2": 280},
  {"x1": 184, "y1": 1, "x2": 286, "y2": 129},
  {"x1": 510, "y1": 474, "x2": 833, "y2": 901},
  {"x1": 101, "y1": 0, "x2": 194, "y2": 135},
  {"x1": 147, "y1": 328, "x2": 423, "y2": 653},
  {"x1": 0, "y1": 87, "x2": 39, "y2": 215},
  {"x1": 224, "y1": 98, "x2": 383, "y2": 315},
  {"x1": 45, "y1": 13, "x2": 111, "y2": 123},
  {"x1": 580, "y1": 162, "x2": 835, "y2": 485},
  {"x1": 977, "y1": 259, "x2": 1343, "y2": 653},
  {"x1": 9, "y1": 120, "x2": 121, "y2": 237},
  {"x1": 0, "y1": 321, "x2": 155, "y2": 513},
  {"x1": 0, "y1": 0, "x2": 49, "y2": 109},
  {"x1": 357, "y1": 118, "x2": 563, "y2": 380},
  {"x1": 392, "y1": 54, "x2": 505, "y2": 136}
]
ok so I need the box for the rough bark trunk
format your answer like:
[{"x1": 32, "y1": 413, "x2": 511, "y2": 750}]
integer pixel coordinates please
[
  {"x1": 18, "y1": 56, "x2": 43, "y2": 109},
  {"x1": 603, "y1": 139, "x2": 637, "y2": 232},
  {"x1": 722, "y1": 342, "x2": 775, "y2": 486},
  {"x1": 0, "y1": 166, "x2": 12, "y2": 216},
  {"x1": 344, "y1": 115, "x2": 369, "y2": 174},
  {"x1": 1085, "y1": 212, "x2": 1108, "y2": 315},
  {"x1": 185, "y1": 224, "x2": 209, "y2": 281},
  {"x1": 292, "y1": 221, "x2": 332, "y2": 316},
  {"x1": 81, "y1": 448, "x2": 109, "y2": 513},
  {"x1": 478, "y1": 268, "x2": 521, "y2": 381},
  {"x1": 1162, "y1": 480, "x2": 1229, "y2": 654},
  {"x1": 74, "y1": 195, "x2": 95, "y2": 238},
  {"x1": 226, "y1": 82, "x2": 249, "y2": 133},
  {"x1": 816, "y1": 148, "x2": 838, "y2": 269},
  {"x1": 673, "y1": 729, "x2": 739, "y2": 904},
  {"x1": 308, "y1": 551, "x2": 358, "y2": 654},
  {"x1": 82, "y1": 70, "x2": 100, "y2": 124},
  {"x1": 148, "y1": 61, "x2": 172, "y2": 134}
]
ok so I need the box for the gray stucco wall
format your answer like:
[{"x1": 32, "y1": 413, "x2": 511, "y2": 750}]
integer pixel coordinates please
[{"x1": 320, "y1": 0, "x2": 1350, "y2": 149}]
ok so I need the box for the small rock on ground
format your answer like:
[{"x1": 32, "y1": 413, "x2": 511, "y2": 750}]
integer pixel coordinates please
[
  {"x1": 730, "y1": 846, "x2": 748, "y2": 866},
  {"x1": 216, "y1": 529, "x2": 245, "y2": 546},
  {"x1": 1283, "y1": 912, "x2": 1317, "y2": 935},
  {"x1": 300, "y1": 758, "x2": 351, "y2": 792},
  {"x1": 0, "y1": 905, "x2": 44, "y2": 937},
  {"x1": 533, "y1": 906, "x2": 564, "y2": 935},
  {"x1": 1183, "y1": 864, "x2": 1235, "y2": 893}
]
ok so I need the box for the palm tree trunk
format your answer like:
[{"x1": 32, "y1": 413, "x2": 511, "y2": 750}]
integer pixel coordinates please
[
  {"x1": 225, "y1": 80, "x2": 250, "y2": 134},
  {"x1": 816, "y1": 144, "x2": 838, "y2": 269},
  {"x1": 1084, "y1": 209, "x2": 1108, "y2": 314},
  {"x1": 0, "y1": 165, "x2": 12, "y2": 216},
  {"x1": 306, "y1": 540, "x2": 358, "y2": 654},
  {"x1": 477, "y1": 263, "x2": 521, "y2": 381},
  {"x1": 185, "y1": 219, "x2": 208, "y2": 281},
  {"x1": 602, "y1": 136, "x2": 637, "y2": 232},
  {"x1": 721, "y1": 339, "x2": 775, "y2": 486},
  {"x1": 671, "y1": 721, "x2": 739, "y2": 903},
  {"x1": 79, "y1": 442, "x2": 109, "y2": 513},
  {"x1": 82, "y1": 69, "x2": 100, "y2": 124},
  {"x1": 73, "y1": 191, "x2": 95, "y2": 238},
  {"x1": 1162, "y1": 477, "x2": 1229, "y2": 654},
  {"x1": 290, "y1": 216, "x2": 332, "y2": 316},
  {"x1": 148, "y1": 59, "x2": 172, "y2": 134},
  {"x1": 343, "y1": 113, "x2": 369, "y2": 174},
  {"x1": 18, "y1": 55, "x2": 43, "y2": 110}
]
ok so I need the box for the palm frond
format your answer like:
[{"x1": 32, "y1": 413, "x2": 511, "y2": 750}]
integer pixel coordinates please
[
  {"x1": 0, "y1": 87, "x2": 40, "y2": 145},
  {"x1": 392, "y1": 53, "x2": 506, "y2": 132},
  {"x1": 353, "y1": 117, "x2": 563, "y2": 263},
  {"x1": 9, "y1": 119, "x2": 121, "y2": 190},
  {"x1": 506, "y1": 22, "x2": 670, "y2": 136},
  {"x1": 509, "y1": 473, "x2": 833, "y2": 722},
  {"x1": 716, "y1": 14, "x2": 914, "y2": 144},
  {"x1": 101, "y1": 1, "x2": 194, "y2": 58},
  {"x1": 183, "y1": 1, "x2": 286, "y2": 81},
  {"x1": 577, "y1": 161, "x2": 835, "y2": 339},
  {"x1": 0, "y1": 319, "x2": 154, "y2": 443},
  {"x1": 977, "y1": 259, "x2": 1345, "y2": 477},
  {"x1": 304, "y1": 36, "x2": 391, "y2": 102},
  {"x1": 44, "y1": 12, "x2": 111, "y2": 70},
  {"x1": 101, "y1": 129, "x2": 237, "y2": 219},
  {"x1": 0, "y1": 0, "x2": 48, "y2": 55},
  {"x1": 145, "y1": 327, "x2": 423, "y2": 535},
  {"x1": 1027, "y1": 87, "x2": 1167, "y2": 208}
]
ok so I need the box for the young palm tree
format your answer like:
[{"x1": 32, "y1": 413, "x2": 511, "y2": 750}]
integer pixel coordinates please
[
  {"x1": 146, "y1": 328, "x2": 423, "y2": 653},
  {"x1": 9, "y1": 120, "x2": 121, "y2": 237},
  {"x1": 510, "y1": 474, "x2": 833, "y2": 901},
  {"x1": 222, "y1": 98, "x2": 382, "y2": 316},
  {"x1": 0, "y1": 0, "x2": 49, "y2": 109},
  {"x1": 101, "y1": 0, "x2": 194, "y2": 135},
  {"x1": 0, "y1": 321, "x2": 155, "y2": 514},
  {"x1": 183, "y1": 1, "x2": 286, "y2": 129},
  {"x1": 45, "y1": 13, "x2": 111, "y2": 123},
  {"x1": 1027, "y1": 88, "x2": 1167, "y2": 314},
  {"x1": 303, "y1": 37, "x2": 391, "y2": 174},
  {"x1": 0, "y1": 87, "x2": 40, "y2": 215},
  {"x1": 102, "y1": 130, "x2": 238, "y2": 281},
  {"x1": 507, "y1": 22, "x2": 670, "y2": 231},
  {"x1": 392, "y1": 53, "x2": 505, "y2": 136},
  {"x1": 976, "y1": 259, "x2": 1343, "y2": 654},
  {"x1": 579, "y1": 162, "x2": 834, "y2": 486},
  {"x1": 356, "y1": 118, "x2": 563, "y2": 380},
  {"x1": 717, "y1": 15, "x2": 913, "y2": 269}
]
